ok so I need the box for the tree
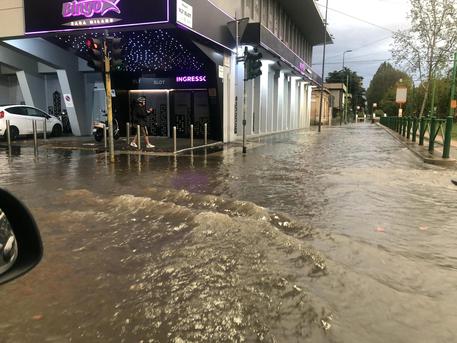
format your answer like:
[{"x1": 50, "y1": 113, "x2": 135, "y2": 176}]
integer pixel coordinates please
[
  {"x1": 391, "y1": 0, "x2": 457, "y2": 117},
  {"x1": 366, "y1": 62, "x2": 413, "y2": 116},
  {"x1": 326, "y1": 68, "x2": 366, "y2": 112},
  {"x1": 415, "y1": 77, "x2": 451, "y2": 117}
]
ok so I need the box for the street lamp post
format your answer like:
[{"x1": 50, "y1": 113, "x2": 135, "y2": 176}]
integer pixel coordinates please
[
  {"x1": 342, "y1": 49, "x2": 352, "y2": 124},
  {"x1": 317, "y1": 0, "x2": 329, "y2": 133},
  {"x1": 342, "y1": 49, "x2": 352, "y2": 70}
]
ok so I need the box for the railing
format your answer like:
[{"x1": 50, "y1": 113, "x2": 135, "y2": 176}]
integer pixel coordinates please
[{"x1": 380, "y1": 116, "x2": 454, "y2": 159}]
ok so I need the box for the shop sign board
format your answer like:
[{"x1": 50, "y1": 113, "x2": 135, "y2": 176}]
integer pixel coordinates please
[
  {"x1": 218, "y1": 66, "x2": 224, "y2": 79},
  {"x1": 176, "y1": 75, "x2": 207, "y2": 83},
  {"x1": 177, "y1": 0, "x2": 193, "y2": 28},
  {"x1": 24, "y1": 0, "x2": 169, "y2": 35},
  {"x1": 396, "y1": 85, "x2": 408, "y2": 104}
]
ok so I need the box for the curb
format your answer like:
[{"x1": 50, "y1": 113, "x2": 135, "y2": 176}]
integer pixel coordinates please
[{"x1": 376, "y1": 123, "x2": 456, "y2": 166}]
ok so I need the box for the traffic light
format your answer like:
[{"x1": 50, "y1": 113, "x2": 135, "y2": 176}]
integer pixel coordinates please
[
  {"x1": 86, "y1": 38, "x2": 104, "y2": 71},
  {"x1": 107, "y1": 37, "x2": 123, "y2": 71},
  {"x1": 244, "y1": 47, "x2": 263, "y2": 80}
]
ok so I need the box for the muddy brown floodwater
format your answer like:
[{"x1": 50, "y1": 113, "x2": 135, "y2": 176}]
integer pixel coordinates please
[{"x1": 0, "y1": 124, "x2": 456, "y2": 343}]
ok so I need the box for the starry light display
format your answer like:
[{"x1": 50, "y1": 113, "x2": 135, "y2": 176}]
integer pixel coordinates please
[{"x1": 54, "y1": 29, "x2": 205, "y2": 73}]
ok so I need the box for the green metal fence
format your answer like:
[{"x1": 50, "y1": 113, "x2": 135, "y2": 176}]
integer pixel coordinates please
[{"x1": 379, "y1": 116, "x2": 454, "y2": 159}]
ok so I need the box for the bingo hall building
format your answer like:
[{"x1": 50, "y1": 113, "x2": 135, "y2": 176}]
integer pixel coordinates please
[{"x1": 0, "y1": 0, "x2": 330, "y2": 142}]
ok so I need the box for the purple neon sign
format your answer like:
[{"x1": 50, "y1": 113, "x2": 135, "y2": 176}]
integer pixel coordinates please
[
  {"x1": 62, "y1": 0, "x2": 121, "y2": 18},
  {"x1": 176, "y1": 76, "x2": 207, "y2": 83}
]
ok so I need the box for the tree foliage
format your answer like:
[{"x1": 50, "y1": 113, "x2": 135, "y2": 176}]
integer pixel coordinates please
[
  {"x1": 326, "y1": 68, "x2": 366, "y2": 112},
  {"x1": 366, "y1": 62, "x2": 413, "y2": 116},
  {"x1": 391, "y1": 0, "x2": 457, "y2": 117}
]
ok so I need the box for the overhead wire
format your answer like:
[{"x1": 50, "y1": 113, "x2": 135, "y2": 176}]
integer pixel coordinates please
[
  {"x1": 313, "y1": 59, "x2": 391, "y2": 66},
  {"x1": 314, "y1": 4, "x2": 396, "y2": 33}
]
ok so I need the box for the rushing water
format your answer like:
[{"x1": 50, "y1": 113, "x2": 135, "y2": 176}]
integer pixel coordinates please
[{"x1": 0, "y1": 124, "x2": 456, "y2": 342}]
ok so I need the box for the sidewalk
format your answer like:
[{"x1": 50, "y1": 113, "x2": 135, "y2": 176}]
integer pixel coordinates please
[
  {"x1": 0, "y1": 135, "x2": 222, "y2": 156},
  {"x1": 377, "y1": 123, "x2": 457, "y2": 166}
]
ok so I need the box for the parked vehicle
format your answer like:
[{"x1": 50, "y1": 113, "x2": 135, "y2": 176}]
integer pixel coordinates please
[
  {"x1": 0, "y1": 105, "x2": 64, "y2": 140},
  {"x1": 93, "y1": 112, "x2": 120, "y2": 142}
]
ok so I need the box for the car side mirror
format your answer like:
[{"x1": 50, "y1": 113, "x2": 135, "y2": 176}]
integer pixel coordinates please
[{"x1": 0, "y1": 189, "x2": 42, "y2": 285}]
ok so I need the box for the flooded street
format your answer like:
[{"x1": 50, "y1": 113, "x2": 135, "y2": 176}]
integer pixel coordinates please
[{"x1": 1, "y1": 124, "x2": 457, "y2": 342}]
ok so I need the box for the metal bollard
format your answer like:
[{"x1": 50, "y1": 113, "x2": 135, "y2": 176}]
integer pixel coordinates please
[
  {"x1": 190, "y1": 124, "x2": 194, "y2": 148},
  {"x1": 428, "y1": 117, "x2": 437, "y2": 153},
  {"x1": 6, "y1": 120, "x2": 11, "y2": 154},
  {"x1": 204, "y1": 123, "x2": 208, "y2": 145},
  {"x1": 103, "y1": 126, "x2": 108, "y2": 149},
  {"x1": 419, "y1": 117, "x2": 425, "y2": 146},
  {"x1": 407, "y1": 117, "x2": 411, "y2": 139},
  {"x1": 33, "y1": 120, "x2": 38, "y2": 155},
  {"x1": 412, "y1": 118, "x2": 418, "y2": 142},
  {"x1": 137, "y1": 125, "x2": 141, "y2": 150},
  {"x1": 126, "y1": 122, "x2": 130, "y2": 143},
  {"x1": 443, "y1": 116, "x2": 453, "y2": 159},
  {"x1": 403, "y1": 117, "x2": 408, "y2": 137},
  {"x1": 43, "y1": 120, "x2": 47, "y2": 142},
  {"x1": 173, "y1": 126, "x2": 177, "y2": 153}
]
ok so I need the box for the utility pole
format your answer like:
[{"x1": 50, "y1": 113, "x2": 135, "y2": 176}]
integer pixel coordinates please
[
  {"x1": 342, "y1": 50, "x2": 352, "y2": 124},
  {"x1": 318, "y1": 0, "x2": 329, "y2": 133},
  {"x1": 449, "y1": 52, "x2": 457, "y2": 118},
  {"x1": 228, "y1": 17, "x2": 250, "y2": 154},
  {"x1": 103, "y1": 38, "x2": 115, "y2": 163},
  {"x1": 443, "y1": 52, "x2": 457, "y2": 159},
  {"x1": 430, "y1": 76, "x2": 437, "y2": 117}
]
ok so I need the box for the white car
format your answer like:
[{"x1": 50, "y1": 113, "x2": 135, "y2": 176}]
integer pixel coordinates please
[{"x1": 0, "y1": 105, "x2": 63, "y2": 140}]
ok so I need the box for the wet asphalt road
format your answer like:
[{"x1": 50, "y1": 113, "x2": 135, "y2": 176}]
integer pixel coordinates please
[{"x1": 0, "y1": 124, "x2": 456, "y2": 343}]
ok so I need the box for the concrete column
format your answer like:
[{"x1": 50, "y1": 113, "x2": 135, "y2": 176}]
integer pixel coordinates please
[
  {"x1": 306, "y1": 85, "x2": 313, "y2": 128},
  {"x1": 277, "y1": 72, "x2": 284, "y2": 131},
  {"x1": 15, "y1": 71, "x2": 46, "y2": 109},
  {"x1": 57, "y1": 69, "x2": 82, "y2": 136},
  {"x1": 235, "y1": 60, "x2": 245, "y2": 138},
  {"x1": 266, "y1": 67, "x2": 275, "y2": 133},
  {"x1": 223, "y1": 53, "x2": 234, "y2": 143},
  {"x1": 246, "y1": 79, "x2": 254, "y2": 135},
  {"x1": 272, "y1": 72, "x2": 279, "y2": 132},
  {"x1": 299, "y1": 83, "x2": 307, "y2": 129},
  {"x1": 260, "y1": 64, "x2": 269, "y2": 133},
  {"x1": 284, "y1": 76, "x2": 290, "y2": 130},
  {"x1": 15, "y1": 71, "x2": 34, "y2": 107},
  {"x1": 290, "y1": 78, "x2": 297, "y2": 130},
  {"x1": 253, "y1": 76, "x2": 261, "y2": 134}
]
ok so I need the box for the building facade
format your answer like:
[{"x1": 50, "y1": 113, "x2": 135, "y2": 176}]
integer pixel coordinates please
[
  {"x1": 311, "y1": 88, "x2": 333, "y2": 126},
  {"x1": 325, "y1": 83, "x2": 347, "y2": 119},
  {"x1": 0, "y1": 0, "x2": 329, "y2": 141}
]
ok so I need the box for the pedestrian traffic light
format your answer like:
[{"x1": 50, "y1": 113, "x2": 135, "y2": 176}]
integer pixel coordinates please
[
  {"x1": 244, "y1": 47, "x2": 263, "y2": 80},
  {"x1": 86, "y1": 38, "x2": 104, "y2": 71},
  {"x1": 107, "y1": 37, "x2": 123, "y2": 71}
]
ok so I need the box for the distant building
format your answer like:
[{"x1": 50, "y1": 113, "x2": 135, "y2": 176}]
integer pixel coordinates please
[
  {"x1": 311, "y1": 88, "x2": 333, "y2": 126},
  {"x1": 324, "y1": 83, "x2": 348, "y2": 119}
]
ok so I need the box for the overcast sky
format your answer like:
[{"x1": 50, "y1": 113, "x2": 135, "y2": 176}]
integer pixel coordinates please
[{"x1": 312, "y1": 0, "x2": 411, "y2": 88}]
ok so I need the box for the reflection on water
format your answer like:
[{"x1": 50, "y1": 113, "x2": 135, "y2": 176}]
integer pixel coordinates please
[
  {"x1": 0, "y1": 124, "x2": 456, "y2": 342},
  {"x1": 0, "y1": 210, "x2": 17, "y2": 274}
]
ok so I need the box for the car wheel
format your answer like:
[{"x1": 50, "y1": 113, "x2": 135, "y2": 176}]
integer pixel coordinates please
[
  {"x1": 94, "y1": 130, "x2": 103, "y2": 142},
  {"x1": 51, "y1": 125, "x2": 63, "y2": 137},
  {"x1": 7, "y1": 126, "x2": 20, "y2": 141}
]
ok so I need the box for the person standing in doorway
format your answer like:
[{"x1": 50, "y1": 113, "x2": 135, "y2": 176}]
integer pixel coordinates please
[{"x1": 130, "y1": 97, "x2": 155, "y2": 149}]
